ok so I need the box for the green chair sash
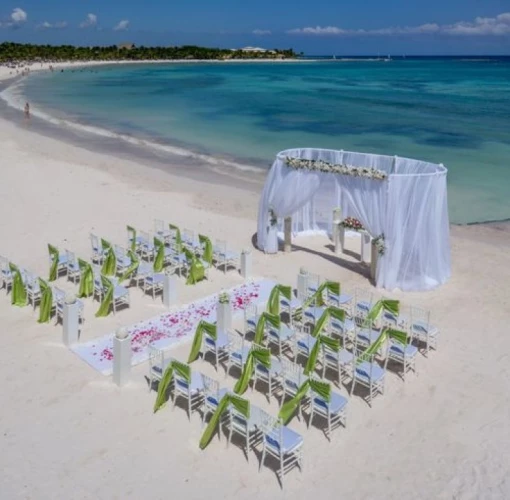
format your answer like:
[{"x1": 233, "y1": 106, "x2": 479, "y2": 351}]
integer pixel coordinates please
[
  {"x1": 9, "y1": 263, "x2": 27, "y2": 307},
  {"x1": 187, "y1": 320, "x2": 217, "y2": 363},
  {"x1": 101, "y1": 246, "x2": 117, "y2": 277},
  {"x1": 362, "y1": 299, "x2": 400, "y2": 329},
  {"x1": 233, "y1": 345, "x2": 271, "y2": 395},
  {"x1": 126, "y1": 225, "x2": 137, "y2": 252},
  {"x1": 293, "y1": 280, "x2": 340, "y2": 320},
  {"x1": 48, "y1": 243, "x2": 60, "y2": 282},
  {"x1": 198, "y1": 235, "x2": 213, "y2": 265},
  {"x1": 254, "y1": 312, "x2": 280, "y2": 345},
  {"x1": 78, "y1": 258, "x2": 94, "y2": 298},
  {"x1": 37, "y1": 278, "x2": 53, "y2": 323},
  {"x1": 279, "y1": 378, "x2": 331, "y2": 425},
  {"x1": 267, "y1": 284, "x2": 292, "y2": 316},
  {"x1": 154, "y1": 360, "x2": 192, "y2": 413},
  {"x1": 95, "y1": 275, "x2": 114, "y2": 317},
  {"x1": 153, "y1": 237, "x2": 165, "y2": 273},
  {"x1": 199, "y1": 393, "x2": 249, "y2": 449},
  {"x1": 184, "y1": 248, "x2": 205, "y2": 285},
  {"x1": 120, "y1": 250, "x2": 140, "y2": 282},
  {"x1": 169, "y1": 224, "x2": 182, "y2": 253}
]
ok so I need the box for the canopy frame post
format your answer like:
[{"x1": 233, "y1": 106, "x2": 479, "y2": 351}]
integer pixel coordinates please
[{"x1": 284, "y1": 217, "x2": 292, "y2": 253}]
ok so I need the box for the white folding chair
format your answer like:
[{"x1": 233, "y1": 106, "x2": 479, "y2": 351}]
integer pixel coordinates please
[
  {"x1": 259, "y1": 410, "x2": 304, "y2": 490},
  {"x1": 172, "y1": 362, "x2": 204, "y2": 421},
  {"x1": 225, "y1": 333, "x2": 250, "y2": 379},
  {"x1": 65, "y1": 250, "x2": 81, "y2": 284},
  {"x1": 280, "y1": 359, "x2": 308, "y2": 419},
  {"x1": 143, "y1": 273, "x2": 164, "y2": 300},
  {"x1": 244, "y1": 303, "x2": 260, "y2": 338},
  {"x1": 154, "y1": 219, "x2": 172, "y2": 242},
  {"x1": 354, "y1": 287, "x2": 373, "y2": 325},
  {"x1": 410, "y1": 307, "x2": 439, "y2": 356},
  {"x1": 213, "y1": 239, "x2": 239, "y2": 274},
  {"x1": 0, "y1": 255, "x2": 13, "y2": 293},
  {"x1": 147, "y1": 345, "x2": 171, "y2": 392},
  {"x1": 226, "y1": 396, "x2": 261, "y2": 463},
  {"x1": 387, "y1": 331, "x2": 418, "y2": 380},
  {"x1": 351, "y1": 347, "x2": 388, "y2": 407},
  {"x1": 182, "y1": 228, "x2": 195, "y2": 249},
  {"x1": 25, "y1": 271, "x2": 41, "y2": 309},
  {"x1": 201, "y1": 375, "x2": 228, "y2": 430},
  {"x1": 252, "y1": 345, "x2": 283, "y2": 403},
  {"x1": 306, "y1": 272, "x2": 321, "y2": 296},
  {"x1": 114, "y1": 245, "x2": 131, "y2": 276},
  {"x1": 202, "y1": 327, "x2": 231, "y2": 372},
  {"x1": 139, "y1": 231, "x2": 155, "y2": 261},
  {"x1": 90, "y1": 233, "x2": 106, "y2": 264},
  {"x1": 309, "y1": 379, "x2": 348, "y2": 441}
]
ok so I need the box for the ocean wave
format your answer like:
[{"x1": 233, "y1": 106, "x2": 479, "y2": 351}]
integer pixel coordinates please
[{"x1": 0, "y1": 78, "x2": 265, "y2": 176}]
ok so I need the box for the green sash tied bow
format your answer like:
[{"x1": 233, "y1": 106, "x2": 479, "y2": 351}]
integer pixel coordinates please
[
  {"x1": 154, "y1": 360, "x2": 192, "y2": 413},
  {"x1": 199, "y1": 393, "x2": 249, "y2": 449},
  {"x1": 267, "y1": 284, "x2": 292, "y2": 317},
  {"x1": 153, "y1": 237, "x2": 165, "y2": 273},
  {"x1": 120, "y1": 250, "x2": 140, "y2": 283},
  {"x1": 254, "y1": 312, "x2": 281, "y2": 345},
  {"x1": 361, "y1": 299, "x2": 400, "y2": 329},
  {"x1": 126, "y1": 225, "x2": 137, "y2": 252},
  {"x1": 78, "y1": 258, "x2": 94, "y2": 298},
  {"x1": 169, "y1": 224, "x2": 182, "y2": 253},
  {"x1": 37, "y1": 278, "x2": 53, "y2": 323},
  {"x1": 48, "y1": 243, "x2": 60, "y2": 282},
  {"x1": 187, "y1": 320, "x2": 217, "y2": 363},
  {"x1": 9, "y1": 263, "x2": 27, "y2": 307},
  {"x1": 198, "y1": 235, "x2": 213, "y2": 266},
  {"x1": 293, "y1": 280, "x2": 340, "y2": 321},
  {"x1": 101, "y1": 242, "x2": 117, "y2": 277},
  {"x1": 233, "y1": 345, "x2": 271, "y2": 395},
  {"x1": 279, "y1": 378, "x2": 331, "y2": 425},
  {"x1": 95, "y1": 275, "x2": 114, "y2": 317},
  {"x1": 184, "y1": 247, "x2": 205, "y2": 285}
]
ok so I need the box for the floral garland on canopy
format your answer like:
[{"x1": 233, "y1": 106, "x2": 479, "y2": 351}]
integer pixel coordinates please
[
  {"x1": 340, "y1": 217, "x2": 364, "y2": 231},
  {"x1": 285, "y1": 157, "x2": 387, "y2": 181}
]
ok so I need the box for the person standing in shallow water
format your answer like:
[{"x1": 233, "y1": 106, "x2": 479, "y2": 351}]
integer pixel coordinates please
[{"x1": 24, "y1": 102, "x2": 30, "y2": 120}]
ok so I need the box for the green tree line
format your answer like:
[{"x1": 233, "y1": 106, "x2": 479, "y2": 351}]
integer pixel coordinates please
[{"x1": 0, "y1": 42, "x2": 296, "y2": 62}]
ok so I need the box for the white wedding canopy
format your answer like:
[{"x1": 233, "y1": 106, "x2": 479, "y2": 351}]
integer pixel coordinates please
[{"x1": 256, "y1": 148, "x2": 451, "y2": 291}]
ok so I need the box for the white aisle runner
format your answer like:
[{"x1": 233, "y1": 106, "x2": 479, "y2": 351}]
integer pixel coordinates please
[{"x1": 71, "y1": 279, "x2": 275, "y2": 375}]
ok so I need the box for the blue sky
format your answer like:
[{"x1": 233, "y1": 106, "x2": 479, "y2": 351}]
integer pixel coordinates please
[{"x1": 1, "y1": 0, "x2": 510, "y2": 54}]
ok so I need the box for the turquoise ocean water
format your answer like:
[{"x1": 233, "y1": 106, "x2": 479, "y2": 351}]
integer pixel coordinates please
[{"x1": 12, "y1": 58, "x2": 510, "y2": 224}]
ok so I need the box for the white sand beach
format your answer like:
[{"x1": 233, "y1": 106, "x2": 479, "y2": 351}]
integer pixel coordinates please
[{"x1": 0, "y1": 80, "x2": 509, "y2": 499}]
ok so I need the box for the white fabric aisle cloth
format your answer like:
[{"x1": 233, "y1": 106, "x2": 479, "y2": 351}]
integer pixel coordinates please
[{"x1": 256, "y1": 148, "x2": 451, "y2": 291}]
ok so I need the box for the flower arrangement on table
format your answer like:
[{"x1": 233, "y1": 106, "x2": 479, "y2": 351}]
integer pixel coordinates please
[
  {"x1": 218, "y1": 291, "x2": 230, "y2": 304},
  {"x1": 340, "y1": 217, "x2": 365, "y2": 231},
  {"x1": 373, "y1": 233, "x2": 386, "y2": 255},
  {"x1": 284, "y1": 157, "x2": 387, "y2": 181}
]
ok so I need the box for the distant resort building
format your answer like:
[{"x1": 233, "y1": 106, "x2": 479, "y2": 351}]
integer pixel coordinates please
[
  {"x1": 232, "y1": 47, "x2": 277, "y2": 54},
  {"x1": 117, "y1": 43, "x2": 135, "y2": 50}
]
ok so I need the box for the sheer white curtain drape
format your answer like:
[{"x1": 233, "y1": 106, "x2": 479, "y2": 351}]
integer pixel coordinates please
[{"x1": 256, "y1": 149, "x2": 450, "y2": 291}]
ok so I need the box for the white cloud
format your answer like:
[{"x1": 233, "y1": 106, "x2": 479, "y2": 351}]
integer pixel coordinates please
[
  {"x1": 80, "y1": 13, "x2": 97, "y2": 28},
  {"x1": 38, "y1": 21, "x2": 67, "y2": 29},
  {"x1": 113, "y1": 19, "x2": 129, "y2": 31},
  {"x1": 11, "y1": 7, "x2": 27, "y2": 23},
  {"x1": 252, "y1": 29, "x2": 271, "y2": 35},
  {"x1": 287, "y1": 12, "x2": 510, "y2": 37}
]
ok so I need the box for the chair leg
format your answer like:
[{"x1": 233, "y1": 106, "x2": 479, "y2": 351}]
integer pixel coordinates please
[{"x1": 259, "y1": 444, "x2": 266, "y2": 472}]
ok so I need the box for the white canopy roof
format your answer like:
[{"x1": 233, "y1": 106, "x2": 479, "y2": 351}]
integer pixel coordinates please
[{"x1": 257, "y1": 148, "x2": 451, "y2": 291}]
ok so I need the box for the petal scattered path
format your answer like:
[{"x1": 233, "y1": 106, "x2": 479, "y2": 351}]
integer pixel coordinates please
[{"x1": 71, "y1": 280, "x2": 275, "y2": 375}]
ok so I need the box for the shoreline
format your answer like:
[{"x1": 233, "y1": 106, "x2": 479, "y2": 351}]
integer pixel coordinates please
[{"x1": 1, "y1": 59, "x2": 509, "y2": 228}]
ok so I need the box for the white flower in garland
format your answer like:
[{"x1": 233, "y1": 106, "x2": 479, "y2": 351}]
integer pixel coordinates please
[{"x1": 284, "y1": 157, "x2": 387, "y2": 181}]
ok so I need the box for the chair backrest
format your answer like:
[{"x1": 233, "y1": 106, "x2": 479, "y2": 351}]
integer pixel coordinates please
[
  {"x1": 66, "y1": 249, "x2": 77, "y2": 265},
  {"x1": 307, "y1": 272, "x2": 321, "y2": 295},
  {"x1": 92, "y1": 264, "x2": 102, "y2": 281},
  {"x1": 258, "y1": 409, "x2": 284, "y2": 449},
  {"x1": 114, "y1": 245, "x2": 125, "y2": 259},
  {"x1": 0, "y1": 255, "x2": 9, "y2": 271},
  {"x1": 90, "y1": 233, "x2": 100, "y2": 251},
  {"x1": 183, "y1": 228, "x2": 194, "y2": 242},
  {"x1": 281, "y1": 358, "x2": 303, "y2": 389},
  {"x1": 244, "y1": 303, "x2": 257, "y2": 320},
  {"x1": 139, "y1": 231, "x2": 151, "y2": 244},
  {"x1": 25, "y1": 271, "x2": 38, "y2": 290},
  {"x1": 154, "y1": 219, "x2": 165, "y2": 234},
  {"x1": 410, "y1": 306, "x2": 430, "y2": 330},
  {"x1": 53, "y1": 287, "x2": 65, "y2": 305},
  {"x1": 355, "y1": 288, "x2": 373, "y2": 314},
  {"x1": 148, "y1": 345, "x2": 164, "y2": 371},
  {"x1": 228, "y1": 332, "x2": 245, "y2": 354},
  {"x1": 202, "y1": 374, "x2": 219, "y2": 399},
  {"x1": 214, "y1": 239, "x2": 226, "y2": 254}
]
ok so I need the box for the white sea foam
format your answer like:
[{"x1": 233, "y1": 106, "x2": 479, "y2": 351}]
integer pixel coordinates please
[{"x1": 0, "y1": 78, "x2": 265, "y2": 175}]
